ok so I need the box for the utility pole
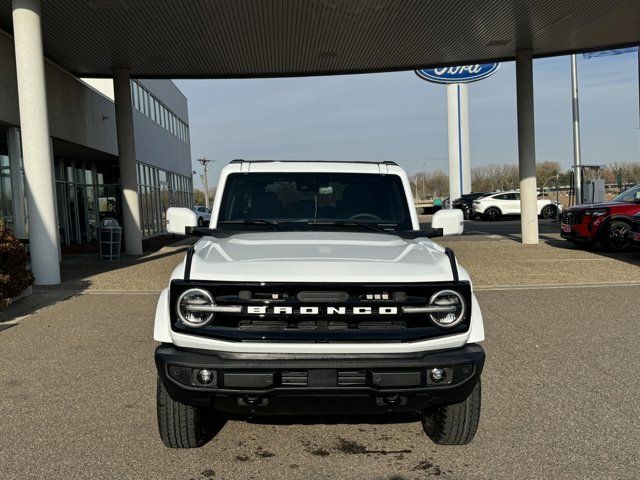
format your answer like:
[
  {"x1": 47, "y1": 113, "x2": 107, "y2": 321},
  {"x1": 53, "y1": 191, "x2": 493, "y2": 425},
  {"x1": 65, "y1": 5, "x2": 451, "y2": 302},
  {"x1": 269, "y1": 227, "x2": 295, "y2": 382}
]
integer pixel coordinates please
[{"x1": 196, "y1": 156, "x2": 213, "y2": 209}]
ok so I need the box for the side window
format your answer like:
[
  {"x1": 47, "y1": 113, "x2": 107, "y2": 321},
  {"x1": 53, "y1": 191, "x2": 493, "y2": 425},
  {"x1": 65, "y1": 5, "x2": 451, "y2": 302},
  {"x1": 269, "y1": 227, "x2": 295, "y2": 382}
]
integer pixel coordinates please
[
  {"x1": 494, "y1": 194, "x2": 508, "y2": 200},
  {"x1": 513, "y1": 193, "x2": 520, "y2": 201}
]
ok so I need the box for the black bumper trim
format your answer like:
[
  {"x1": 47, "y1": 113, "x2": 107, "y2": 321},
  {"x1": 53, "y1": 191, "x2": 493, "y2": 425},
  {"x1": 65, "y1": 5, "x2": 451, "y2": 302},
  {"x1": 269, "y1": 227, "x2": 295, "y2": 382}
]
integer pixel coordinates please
[{"x1": 155, "y1": 343, "x2": 485, "y2": 414}]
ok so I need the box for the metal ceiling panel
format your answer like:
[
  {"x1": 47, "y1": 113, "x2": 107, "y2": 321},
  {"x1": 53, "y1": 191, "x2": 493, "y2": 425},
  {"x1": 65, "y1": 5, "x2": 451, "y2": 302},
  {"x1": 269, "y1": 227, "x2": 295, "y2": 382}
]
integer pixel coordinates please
[{"x1": 0, "y1": 0, "x2": 638, "y2": 78}]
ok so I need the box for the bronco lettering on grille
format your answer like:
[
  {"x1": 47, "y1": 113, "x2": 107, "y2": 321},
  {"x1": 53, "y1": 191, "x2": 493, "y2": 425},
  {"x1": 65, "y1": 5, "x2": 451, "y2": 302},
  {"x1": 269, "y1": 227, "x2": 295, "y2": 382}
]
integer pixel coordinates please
[{"x1": 246, "y1": 306, "x2": 398, "y2": 315}]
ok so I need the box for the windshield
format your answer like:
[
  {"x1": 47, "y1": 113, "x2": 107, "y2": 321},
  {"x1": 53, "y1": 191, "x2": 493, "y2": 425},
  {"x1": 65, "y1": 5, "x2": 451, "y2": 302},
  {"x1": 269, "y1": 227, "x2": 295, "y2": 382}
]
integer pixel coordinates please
[
  {"x1": 217, "y1": 172, "x2": 413, "y2": 231},
  {"x1": 610, "y1": 185, "x2": 640, "y2": 203}
]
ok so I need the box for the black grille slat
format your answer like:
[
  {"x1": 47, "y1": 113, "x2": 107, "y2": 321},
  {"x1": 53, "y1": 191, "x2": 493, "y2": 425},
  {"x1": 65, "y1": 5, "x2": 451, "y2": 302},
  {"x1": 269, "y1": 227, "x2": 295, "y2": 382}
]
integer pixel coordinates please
[
  {"x1": 281, "y1": 371, "x2": 308, "y2": 387},
  {"x1": 338, "y1": 371, "x2": 367, "y2": 386}
]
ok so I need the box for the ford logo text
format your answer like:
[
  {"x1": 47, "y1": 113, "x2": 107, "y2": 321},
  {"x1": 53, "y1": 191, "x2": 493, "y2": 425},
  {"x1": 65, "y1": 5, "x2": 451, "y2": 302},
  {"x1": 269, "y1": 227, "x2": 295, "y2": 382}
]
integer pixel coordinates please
[{"x1": 415, "y1": 63, "x2": 500, "y2": 84}]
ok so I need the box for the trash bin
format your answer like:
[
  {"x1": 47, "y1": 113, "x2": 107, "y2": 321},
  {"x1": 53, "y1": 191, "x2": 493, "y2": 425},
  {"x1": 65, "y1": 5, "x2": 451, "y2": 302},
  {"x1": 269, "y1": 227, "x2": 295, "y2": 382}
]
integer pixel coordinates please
[{"x1": 97, "y1": 217, "x2": 122, "y2": 261}]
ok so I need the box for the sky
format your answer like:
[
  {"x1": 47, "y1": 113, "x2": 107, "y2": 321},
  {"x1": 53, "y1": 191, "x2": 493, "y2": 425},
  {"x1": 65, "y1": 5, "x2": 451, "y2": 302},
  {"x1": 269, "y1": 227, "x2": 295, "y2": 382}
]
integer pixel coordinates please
[{"x1": 175, "y1": 51, "x2": 640, "y2": 186}]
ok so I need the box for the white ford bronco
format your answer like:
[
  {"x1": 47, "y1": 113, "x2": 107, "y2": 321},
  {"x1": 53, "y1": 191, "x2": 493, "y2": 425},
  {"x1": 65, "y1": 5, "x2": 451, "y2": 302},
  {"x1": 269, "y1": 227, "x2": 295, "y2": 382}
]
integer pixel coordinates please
[{"x1": 154, "y1": 160, "x2": 485, "y2": 448}]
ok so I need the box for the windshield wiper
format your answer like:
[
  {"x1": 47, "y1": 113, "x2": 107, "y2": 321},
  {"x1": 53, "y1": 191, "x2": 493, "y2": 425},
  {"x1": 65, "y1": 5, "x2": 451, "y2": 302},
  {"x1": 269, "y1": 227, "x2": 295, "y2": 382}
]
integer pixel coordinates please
[
  {"x1": 306, "y1": 219, "x2": 390, "y2": 233},
  {"x1": 218, "y1": 220, "x2": 283, "y2": 231}
]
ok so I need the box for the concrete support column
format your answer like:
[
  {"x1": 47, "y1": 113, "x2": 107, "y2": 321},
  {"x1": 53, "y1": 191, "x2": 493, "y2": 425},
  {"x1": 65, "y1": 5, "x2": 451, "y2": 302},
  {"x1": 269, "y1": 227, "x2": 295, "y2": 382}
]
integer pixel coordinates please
[
  {"x1": 12, "y1": 0, "x2": 61, "y2": 284},
  {"x1": 7, "y1": 127, "x2": 26, "y2": 239},
  {"x1": 515, "y1": 50, "x2": 539, "y2": 245},
  {"x1": 113, "y1": 68, "x2": 143, "y2": 255},
  {"x1": 446, "y1": 83, "x2": 471, "y2": 202}
]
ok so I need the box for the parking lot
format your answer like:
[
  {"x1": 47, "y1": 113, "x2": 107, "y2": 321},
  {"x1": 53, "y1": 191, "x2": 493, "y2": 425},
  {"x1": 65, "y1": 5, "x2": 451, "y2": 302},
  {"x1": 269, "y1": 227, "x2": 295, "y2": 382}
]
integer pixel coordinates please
[{"x1": 1, "y1": 222, "x2": 639, "y2": 480}]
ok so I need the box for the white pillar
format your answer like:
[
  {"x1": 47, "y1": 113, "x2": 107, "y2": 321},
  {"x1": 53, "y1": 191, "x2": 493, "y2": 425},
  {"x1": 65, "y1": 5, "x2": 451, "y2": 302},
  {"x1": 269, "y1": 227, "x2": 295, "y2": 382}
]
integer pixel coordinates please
[
  {"x1": 459, "y1": 84, "x2": 472, "y2": 195},
  {"x1": 515, "y1": 49, "x2": 540, "y2": 245},
  {"x1": 446, "y1": 83, "x2": 471, "y2": 202},
  {"x1": 113, "y1": 68, "x2": 143, "y2": 255},
  {"x1": 7, "y1": 127, "x2": 26, "y2": 239},
  {"x1": 570, "y1": 54, "x2": 582, "y2": 204},
  {"x1": 12, "y1": 0, "x2": 61, "y2": 284}
]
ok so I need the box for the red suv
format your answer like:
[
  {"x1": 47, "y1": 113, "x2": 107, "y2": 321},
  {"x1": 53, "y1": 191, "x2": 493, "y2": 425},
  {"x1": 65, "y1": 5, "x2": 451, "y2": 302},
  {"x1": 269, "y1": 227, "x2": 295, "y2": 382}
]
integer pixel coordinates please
[{"x1": 561, "y1": 185, "x2": 640, "y2": 251}]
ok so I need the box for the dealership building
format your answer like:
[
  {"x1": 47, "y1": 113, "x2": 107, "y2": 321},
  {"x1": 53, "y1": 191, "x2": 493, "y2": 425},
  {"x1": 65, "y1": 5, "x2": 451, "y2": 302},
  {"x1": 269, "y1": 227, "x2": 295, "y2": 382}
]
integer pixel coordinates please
[{"x1": 0, "y1": 28, "x2": 193, "y2": 282}]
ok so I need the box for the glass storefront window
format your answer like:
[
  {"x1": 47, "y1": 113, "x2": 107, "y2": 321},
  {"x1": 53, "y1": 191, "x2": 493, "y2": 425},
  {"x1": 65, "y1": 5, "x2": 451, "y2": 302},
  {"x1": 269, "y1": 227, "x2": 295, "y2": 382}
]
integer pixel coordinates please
[{"x1": 55, "y1": 155, "x2": 122, "y2": 246}]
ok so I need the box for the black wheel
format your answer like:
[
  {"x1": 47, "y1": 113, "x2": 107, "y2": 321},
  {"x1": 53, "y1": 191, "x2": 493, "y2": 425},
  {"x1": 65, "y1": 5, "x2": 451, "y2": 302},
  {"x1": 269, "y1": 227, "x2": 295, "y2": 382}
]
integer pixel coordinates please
[
  {"x1": 482, "y1": 208, "x2": 500, "y2": 221},
  {"x1": 197, "y1": 216, "x2": 204, "y2": 227},
  {"x1": 421, "y1": 381, "x2": 481, "y2": 445},
  {"x1": 541, "y1": 205, "x2": 557, "y2": 219},
  {"x1": 157, "y1": 377, "x2": 223, "y2": 448},
  {"x1": 601, "y1": 220, "x2": 631, "y2": 251}
]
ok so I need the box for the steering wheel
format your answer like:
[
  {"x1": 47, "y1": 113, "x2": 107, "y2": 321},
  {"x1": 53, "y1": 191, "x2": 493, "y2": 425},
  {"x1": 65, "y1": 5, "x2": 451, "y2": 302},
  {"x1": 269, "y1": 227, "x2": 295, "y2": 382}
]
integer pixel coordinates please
[{"x1": 349, "y1": 213, "x2": 382, "y2": 221}]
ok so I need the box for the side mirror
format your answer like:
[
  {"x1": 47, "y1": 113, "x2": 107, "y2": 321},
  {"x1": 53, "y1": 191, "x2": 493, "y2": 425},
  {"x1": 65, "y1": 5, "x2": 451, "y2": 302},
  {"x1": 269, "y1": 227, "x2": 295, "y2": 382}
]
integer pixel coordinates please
[
  {"x1": 166, "y1": 207, "x2": 197, "y2": 235},
  {"x1": 431, "y1": 209, "x2": 464, "y2": 236}
]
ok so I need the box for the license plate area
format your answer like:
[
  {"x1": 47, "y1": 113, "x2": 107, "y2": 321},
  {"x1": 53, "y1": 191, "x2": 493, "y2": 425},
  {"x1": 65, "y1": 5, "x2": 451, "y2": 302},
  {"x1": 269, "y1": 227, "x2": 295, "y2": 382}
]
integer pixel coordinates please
[{"x1": 562, "y1": 224, "x2": 571, "y2": 233}]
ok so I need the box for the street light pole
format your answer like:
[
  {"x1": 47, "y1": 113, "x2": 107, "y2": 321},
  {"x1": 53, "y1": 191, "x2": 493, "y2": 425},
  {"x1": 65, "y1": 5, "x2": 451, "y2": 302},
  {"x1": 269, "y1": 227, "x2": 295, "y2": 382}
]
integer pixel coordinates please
[
  {"x1": 421, "y1": 162, "x2": 428, "y2": 201},
  {"x1": 196, "y1": 156, "x2": 213, "y2": 209}
]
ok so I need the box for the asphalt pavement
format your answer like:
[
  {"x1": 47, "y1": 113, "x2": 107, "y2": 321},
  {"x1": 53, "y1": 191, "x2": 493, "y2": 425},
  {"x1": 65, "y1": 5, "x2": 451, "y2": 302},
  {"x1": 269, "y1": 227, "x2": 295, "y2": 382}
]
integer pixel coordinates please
[{"x1": 1, "y1": 229, "x2": 639, "y2": 480}]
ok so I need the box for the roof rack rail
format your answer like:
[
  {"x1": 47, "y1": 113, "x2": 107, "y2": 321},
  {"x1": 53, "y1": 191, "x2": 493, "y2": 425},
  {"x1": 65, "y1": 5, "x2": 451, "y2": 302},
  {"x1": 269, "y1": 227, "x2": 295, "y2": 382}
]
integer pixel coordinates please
[{"x1": 228, "y1": 159, "x2": 398, "y2": 166}]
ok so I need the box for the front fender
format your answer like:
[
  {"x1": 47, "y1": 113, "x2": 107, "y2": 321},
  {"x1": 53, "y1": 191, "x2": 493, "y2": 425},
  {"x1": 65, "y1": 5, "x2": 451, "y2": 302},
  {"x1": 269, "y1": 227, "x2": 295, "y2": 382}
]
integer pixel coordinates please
[{"x1": 153, "y1": 288, "x2": 172, "y2": 343}]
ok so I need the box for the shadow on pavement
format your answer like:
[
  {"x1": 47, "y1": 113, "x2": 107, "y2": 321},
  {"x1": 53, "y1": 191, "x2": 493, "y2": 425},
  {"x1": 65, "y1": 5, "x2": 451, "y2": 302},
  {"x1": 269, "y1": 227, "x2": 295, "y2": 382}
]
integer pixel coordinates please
[
  {"x1": 0, "y1": 235, "x2": 194, "y2": 324},
  {"x1": 55, "y1": 242, "x2": 193, "y2": 287}
]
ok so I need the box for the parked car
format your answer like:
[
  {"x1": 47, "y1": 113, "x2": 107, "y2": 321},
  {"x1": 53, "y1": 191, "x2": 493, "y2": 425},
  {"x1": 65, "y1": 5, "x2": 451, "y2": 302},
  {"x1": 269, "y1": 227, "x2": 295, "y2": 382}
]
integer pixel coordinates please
[
  {"x1": 157, "y1": 160, "x2": 485, "y2": 448},
  {"x1": 561, "y1": 184, "x2": 640, "y2": 251},
  {"x1": 452, "y1": 192, "x2": 492, "y2": 219},
  {"x1": 631, "y1": 212, "x2": 640, "y2": 247},
  {"x1": 472, "y1": 191, "x2": 561, "y2": 221},
  {"x1": 193, "y1": 206, "x2": 211, "y2": 226}
]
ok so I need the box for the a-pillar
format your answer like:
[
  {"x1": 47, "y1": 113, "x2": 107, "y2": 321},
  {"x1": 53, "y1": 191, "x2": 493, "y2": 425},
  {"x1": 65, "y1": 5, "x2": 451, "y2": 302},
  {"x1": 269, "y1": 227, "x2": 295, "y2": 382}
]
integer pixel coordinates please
[
  {"x1": 113, "y1": 68, "x2": 143, "y2": 255},
  {"x1": 515, "y1": 50, "x2": 540, "y2": 245},
  {"x1": 12, "y1": 0, "x2": 61, "y2": 284}
]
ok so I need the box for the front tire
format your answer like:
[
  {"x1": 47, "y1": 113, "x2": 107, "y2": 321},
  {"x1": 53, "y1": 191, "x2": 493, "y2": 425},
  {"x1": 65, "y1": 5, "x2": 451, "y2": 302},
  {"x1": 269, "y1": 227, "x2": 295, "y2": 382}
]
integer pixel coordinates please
[
  {"x1": 421, "y1": 381, "x2": 481, "y2": 445},
  {"x1": 601, "y1": 220, "x2": 631, "y2": 251},
  {"x1": 157, "y1": 377, "x2": 223, "y2": 448}
]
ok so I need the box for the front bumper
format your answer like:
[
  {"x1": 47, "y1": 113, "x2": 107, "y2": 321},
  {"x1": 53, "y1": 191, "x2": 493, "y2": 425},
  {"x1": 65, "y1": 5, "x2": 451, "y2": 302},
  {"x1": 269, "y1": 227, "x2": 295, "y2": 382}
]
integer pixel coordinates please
[
  {"x1": 560, "y1": 224, "x2": 595, "y2": 242},
  {"x1": 155, "y1": 343, "x2": 485, "y2": 415}
]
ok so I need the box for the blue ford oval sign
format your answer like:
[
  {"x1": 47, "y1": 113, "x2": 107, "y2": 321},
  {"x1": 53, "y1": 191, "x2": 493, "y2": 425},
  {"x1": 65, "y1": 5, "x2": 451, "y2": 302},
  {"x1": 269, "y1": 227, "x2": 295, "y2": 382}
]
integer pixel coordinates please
[{"x1": 415, "y1": 63, "x2": 500, "y2": 84}]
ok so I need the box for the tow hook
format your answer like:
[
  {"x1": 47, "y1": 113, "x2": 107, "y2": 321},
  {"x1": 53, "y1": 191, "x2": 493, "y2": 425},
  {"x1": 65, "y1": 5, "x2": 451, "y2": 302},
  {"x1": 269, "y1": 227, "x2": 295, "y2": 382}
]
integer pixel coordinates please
[
  {"x1": 381, "y1": 395, "x2": 402, "y2": 406},
  {"x1": 238, "y1": 395, "x2": 267, "y2": 407}
]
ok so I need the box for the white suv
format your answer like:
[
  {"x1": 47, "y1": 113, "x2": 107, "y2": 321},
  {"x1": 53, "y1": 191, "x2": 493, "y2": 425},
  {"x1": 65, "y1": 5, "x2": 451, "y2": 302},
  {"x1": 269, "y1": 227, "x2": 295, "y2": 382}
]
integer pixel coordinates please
[
  {"x1": 157, "y1": 160, "x2": 485, "y2": 448},
  {"x1": 472, "y1": 191, "x2": 560, "y2": 221},
  {"x1": 193, "y1": 206, "x2": 211, "y2": 226}
]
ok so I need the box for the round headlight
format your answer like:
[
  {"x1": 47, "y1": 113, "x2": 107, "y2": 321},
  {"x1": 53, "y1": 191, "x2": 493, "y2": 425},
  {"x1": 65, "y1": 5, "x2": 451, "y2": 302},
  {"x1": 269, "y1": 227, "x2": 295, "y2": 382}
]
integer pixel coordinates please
[
  {"x1": 176, "y1": 288, "x2": 215, "y2": 328},
  {"x1": 428, "y1": 290, "x2": 466, "y2": 328}
]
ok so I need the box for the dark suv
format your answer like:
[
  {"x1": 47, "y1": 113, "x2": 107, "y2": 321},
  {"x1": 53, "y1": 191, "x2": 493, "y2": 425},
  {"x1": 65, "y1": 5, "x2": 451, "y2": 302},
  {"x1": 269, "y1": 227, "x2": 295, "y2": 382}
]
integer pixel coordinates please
[
  {"x1": 452, "y1": 192, "x2": 492, "y2": 219},
  {"x1": 561, "y1": 185, "x2": 640, "y2": 251}
]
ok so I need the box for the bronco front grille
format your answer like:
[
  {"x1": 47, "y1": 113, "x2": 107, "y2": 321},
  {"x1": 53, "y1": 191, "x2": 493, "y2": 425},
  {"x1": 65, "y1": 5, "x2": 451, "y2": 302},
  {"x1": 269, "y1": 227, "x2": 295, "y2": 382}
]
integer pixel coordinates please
[
  {"x1": 169, "y1": 281, "x2": 472, "y2": 343},
  {"x1": 561, "y1": 210, "x2": 585, "y2": 225}
]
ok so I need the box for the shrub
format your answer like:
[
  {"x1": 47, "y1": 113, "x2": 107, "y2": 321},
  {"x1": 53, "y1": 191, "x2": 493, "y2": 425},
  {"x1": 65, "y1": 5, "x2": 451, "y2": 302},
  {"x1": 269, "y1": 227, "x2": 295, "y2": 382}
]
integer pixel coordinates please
[{"x1": 0, "y1": 220, "x2": 34, "y2": 311}]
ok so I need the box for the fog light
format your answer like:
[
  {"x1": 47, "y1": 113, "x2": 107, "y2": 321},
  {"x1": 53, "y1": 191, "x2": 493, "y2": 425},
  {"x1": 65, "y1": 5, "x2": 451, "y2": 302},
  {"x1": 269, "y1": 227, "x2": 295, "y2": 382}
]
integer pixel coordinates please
[
  {"x1": 197, "y1": 369, "x2": 214, "y2": 384},
  {"x1": 430, "y1": 368, "x2": 446, "y2": 383}
]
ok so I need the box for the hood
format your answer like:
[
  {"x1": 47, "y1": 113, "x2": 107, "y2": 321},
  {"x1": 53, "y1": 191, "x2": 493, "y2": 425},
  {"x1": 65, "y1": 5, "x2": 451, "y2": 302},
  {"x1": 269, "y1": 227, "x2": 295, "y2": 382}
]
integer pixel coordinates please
[
  {"x1": 185, "y1": 231, "x2": 458, "y2": 283},
  {"x1": 567, "y1": 202, "x2": 633, "y2": 210}
]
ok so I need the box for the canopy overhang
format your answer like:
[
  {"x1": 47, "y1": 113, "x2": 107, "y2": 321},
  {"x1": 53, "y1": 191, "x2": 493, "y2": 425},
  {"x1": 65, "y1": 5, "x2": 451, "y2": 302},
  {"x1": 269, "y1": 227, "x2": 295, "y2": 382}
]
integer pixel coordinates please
[{"x1": 1, "y1": 0, "x2": 639, "y2": 78}]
